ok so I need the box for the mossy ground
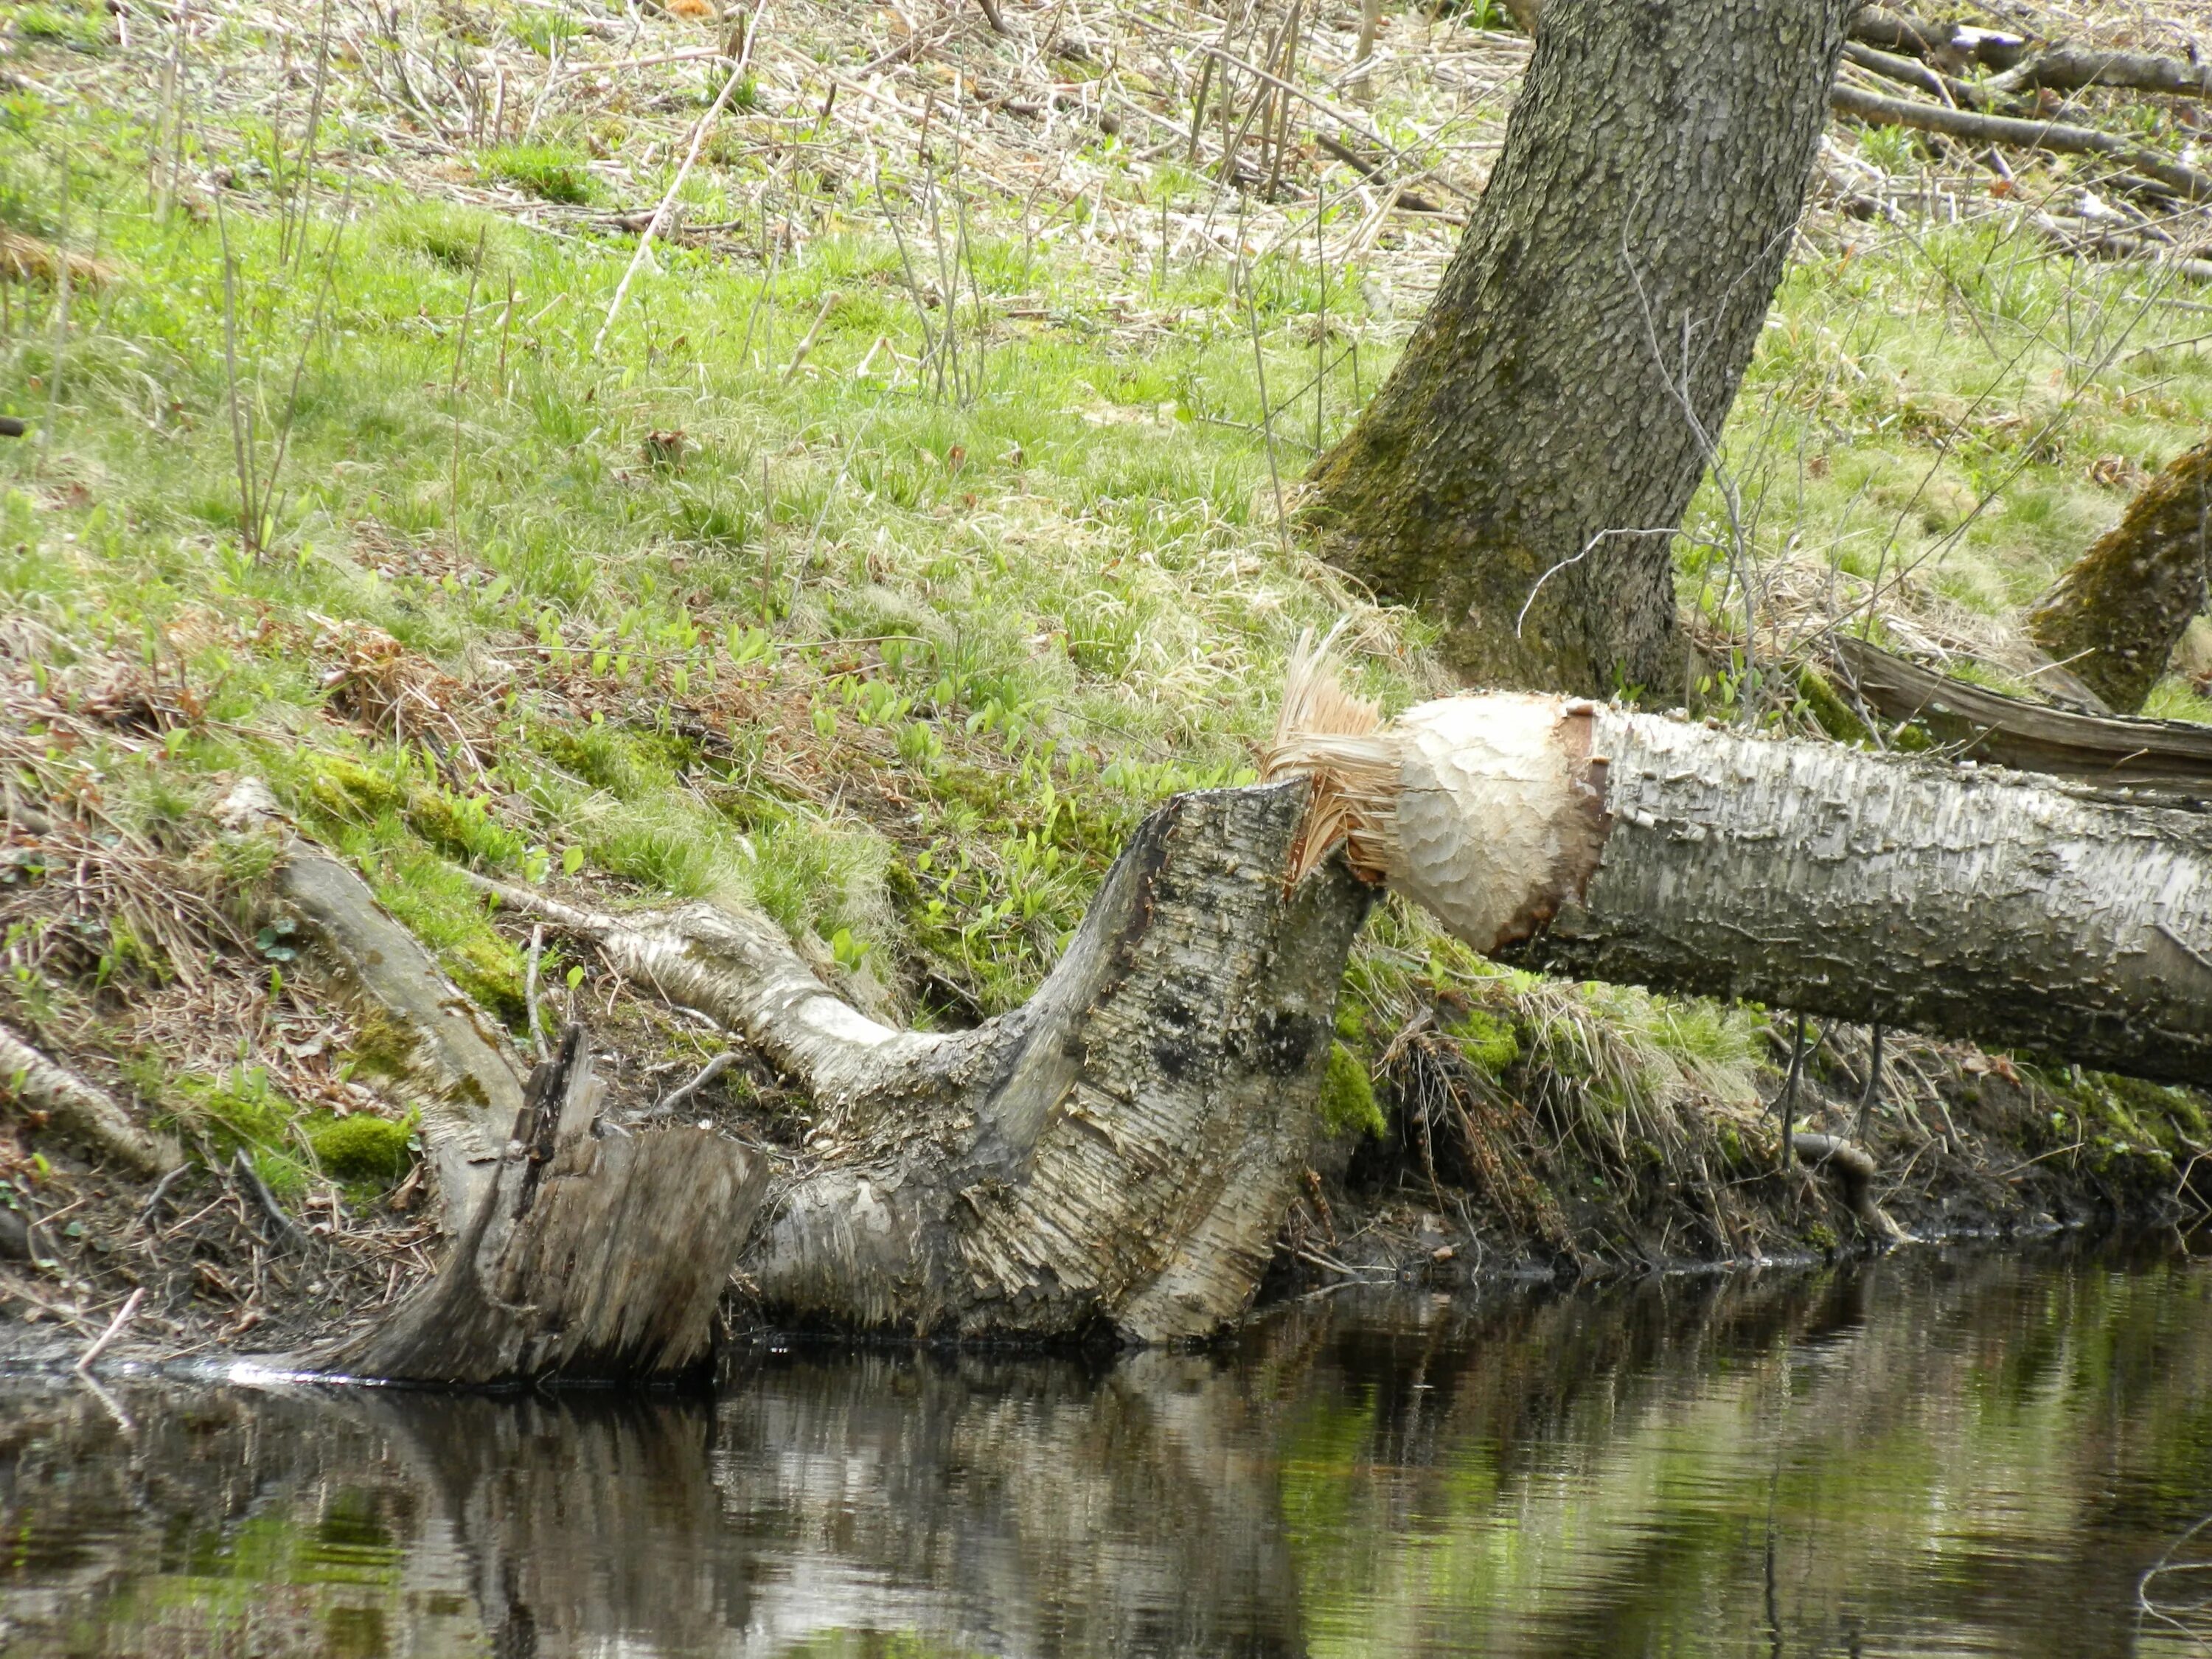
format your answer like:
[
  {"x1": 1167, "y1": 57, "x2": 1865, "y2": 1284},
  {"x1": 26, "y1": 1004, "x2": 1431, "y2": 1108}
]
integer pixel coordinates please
[{"x1": 0, "y1": 0, "x2": 2207, "y2": 1346}]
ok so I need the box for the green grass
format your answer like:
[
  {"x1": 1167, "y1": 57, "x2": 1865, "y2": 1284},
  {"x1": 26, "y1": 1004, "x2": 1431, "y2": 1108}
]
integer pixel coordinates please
[
  {"x1": 4, "y1": 3, "x2": 2210, "y2": 1222},
  {"x1": 478, "y1": 142, "x2": 598, "y2": 205}
]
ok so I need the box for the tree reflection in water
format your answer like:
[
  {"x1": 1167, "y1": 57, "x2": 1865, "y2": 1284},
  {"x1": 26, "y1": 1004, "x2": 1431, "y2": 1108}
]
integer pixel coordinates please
[{"x1": 6, "y1": 1241, "x2": 2212, "y2": 1658}]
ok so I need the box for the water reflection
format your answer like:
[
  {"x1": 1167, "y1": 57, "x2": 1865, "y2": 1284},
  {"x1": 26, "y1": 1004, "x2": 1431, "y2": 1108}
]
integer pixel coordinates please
[{"x1": 6, "y1": 1242, "x2": 2212, "y2": 1657}]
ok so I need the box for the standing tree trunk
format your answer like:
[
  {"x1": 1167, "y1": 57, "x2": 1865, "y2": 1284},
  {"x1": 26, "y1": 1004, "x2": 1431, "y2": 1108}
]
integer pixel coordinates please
[
  {"x1": 2027, "y1": 435, "x2": 2212, "y2": 714},
  {"x1": 1304, "y1": 0, "x2": 1856, "y2": 694}
]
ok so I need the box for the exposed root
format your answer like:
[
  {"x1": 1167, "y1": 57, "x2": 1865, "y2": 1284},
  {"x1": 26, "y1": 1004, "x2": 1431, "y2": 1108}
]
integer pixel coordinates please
[
  {"x1": 217, "y1": 779, "x2": 521, "y2": 1225},
  {"x1": 1792, "y1": 1132, "x2": 1907, "y2": 1244},
  {"x1": 0, "y1": 1023, "x2": 180, "y2": 1175},
  {"x1": 459, "y1": 874, "x2": 945, "y2": 1110}
]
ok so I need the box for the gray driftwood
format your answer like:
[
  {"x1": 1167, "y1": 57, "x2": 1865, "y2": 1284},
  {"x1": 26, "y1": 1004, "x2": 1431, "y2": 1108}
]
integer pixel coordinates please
[
  {"x1": 330, "y1": 1024, "x2": 765, "y2": 1385},
  {"x1": 487, "y1": 782, "x2": 1372, "y2": 1342}
]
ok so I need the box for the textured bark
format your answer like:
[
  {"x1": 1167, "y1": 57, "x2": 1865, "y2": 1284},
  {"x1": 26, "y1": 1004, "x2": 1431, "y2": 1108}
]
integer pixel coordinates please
[
  {"x1": 497, "y1": 783, "x2": 1373, "y2": 1342},
  {"x1": 1304, "y1": 0, "x2": 1855, "y2": 695},
  {"x1": 1271, "y1": 684, "x2": 2212, "y2": 1082},
  {"x1": 2027, "y1": 437, "x2": 2212, "y2": 714},
  {"x1": 1517, "y1": 706, "x2": 2212, "y2": 1082},
  {"x1": 330, "y1": 1026, "x2": 765, "y2": 1385}
]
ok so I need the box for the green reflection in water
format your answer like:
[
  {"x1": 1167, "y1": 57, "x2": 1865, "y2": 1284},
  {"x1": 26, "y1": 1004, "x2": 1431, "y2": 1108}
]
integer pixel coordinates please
[{"x1": 1, "y1": 1244, "x2": 2210, "y2": 1658}]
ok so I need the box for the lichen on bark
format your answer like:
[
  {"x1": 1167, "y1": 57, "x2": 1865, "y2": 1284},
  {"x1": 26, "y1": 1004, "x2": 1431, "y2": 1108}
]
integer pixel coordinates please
[{"x1": 2027, "y1": 436, "x2": 2212, "y2": 714}]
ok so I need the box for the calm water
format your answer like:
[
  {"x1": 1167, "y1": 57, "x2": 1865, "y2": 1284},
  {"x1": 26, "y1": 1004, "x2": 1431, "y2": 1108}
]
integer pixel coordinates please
[{"x1": 7, "y1": 1243, "x2": 2212, "y2": 1657}]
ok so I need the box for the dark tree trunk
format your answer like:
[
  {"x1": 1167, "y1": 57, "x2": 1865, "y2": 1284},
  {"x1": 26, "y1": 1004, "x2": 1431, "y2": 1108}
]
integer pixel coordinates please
[
  {"x1": 2027, "y1": 436, "x2": 2212, "y2": 714},
  {"x1": 1303, "y1": 0, "x2": 1856, "y2": 695}
]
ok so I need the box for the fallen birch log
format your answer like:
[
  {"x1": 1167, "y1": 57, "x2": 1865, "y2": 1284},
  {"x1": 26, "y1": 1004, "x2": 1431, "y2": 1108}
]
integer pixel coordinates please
[{"x1": 1265, "y1": 641, "x2": 2212, "y2": 1082}]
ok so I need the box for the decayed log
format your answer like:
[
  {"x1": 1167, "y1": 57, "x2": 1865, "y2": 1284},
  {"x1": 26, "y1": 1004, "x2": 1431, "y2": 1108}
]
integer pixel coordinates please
[
  {"x1": 1830, "y1": 634, "x2": 2212, "y2": 796},
  {"x1": 330, "y1": 1024, "x2": 765, "y2": 1385},
  {"x1": 1267, "y1": 652, "x2": 2212, "y2": 1082},
  {"x1": 217, "y1": 779, "x2": 765, "y2": 1384},
  {"x1": 487, "y1": 782, "x2": 1373, "y2": 1341},
  {"x1": 2027, "y1": 435, "x2": 2212, "y2": 714},
  {"x1": 0, "y1": 1024, "x2": 180, "y2": 1176},
  {"x1": 1829, "y1": 83, "x2": 2212, "y2": 202}
]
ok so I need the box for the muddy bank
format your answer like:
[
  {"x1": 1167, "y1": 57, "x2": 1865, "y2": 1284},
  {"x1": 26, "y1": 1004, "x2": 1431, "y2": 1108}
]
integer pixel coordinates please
[{"x1": 3, "y1": 1001, "x2": 2204, "y2": 1374}]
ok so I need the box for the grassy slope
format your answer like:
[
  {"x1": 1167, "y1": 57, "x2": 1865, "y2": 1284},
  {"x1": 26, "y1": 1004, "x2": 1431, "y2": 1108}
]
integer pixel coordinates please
[{"x1": 0, "y1": 0, "x2": 2206, "y2": 1286}]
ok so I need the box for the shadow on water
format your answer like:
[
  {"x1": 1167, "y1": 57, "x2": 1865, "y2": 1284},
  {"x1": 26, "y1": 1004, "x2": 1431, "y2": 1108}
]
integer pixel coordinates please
[{"x1": 7, "y1": 1238, "x2": 2212, "y2": 1656}]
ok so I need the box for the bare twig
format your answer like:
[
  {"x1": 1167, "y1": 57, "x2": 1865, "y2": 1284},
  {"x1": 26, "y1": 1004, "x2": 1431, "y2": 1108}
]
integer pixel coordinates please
[
  {"x1": 594, "y1": 55, "x2": 750, "y2": 355},
  {"x1": 74, "y1": 1287, "x2": 145, "y2": 1374}
]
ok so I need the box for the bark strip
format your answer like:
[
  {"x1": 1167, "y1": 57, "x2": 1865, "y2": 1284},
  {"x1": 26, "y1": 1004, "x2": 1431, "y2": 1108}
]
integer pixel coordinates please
[{"x1": 1832, "y1": 634, "x2": 2212, "y2": 795}]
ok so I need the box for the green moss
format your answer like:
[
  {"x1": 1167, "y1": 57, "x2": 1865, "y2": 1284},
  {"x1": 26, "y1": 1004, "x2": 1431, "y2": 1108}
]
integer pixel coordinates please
[
  {"x1": 344, "y1": 1010, "x2": 416, "y2": 1080},
  {"x1": 305, "y1": 1113, "x2": 414, "y2": 1182},
  {"x1": 1797, "y1": 664, "x2": 1874, "y2": 745},
  {"x1": 1452, "y1": 1008, "x2": 1520, "y2": 1076},
  {"x1": 307, "y1": 756, "x2": 407, "y2": 822},
  {"x1": 444, "y1": 932, "x2": 527, "y2": 1026},
  {"x1": 1318, "y1": 1041, "x2": 1386, "y2": 1140}
]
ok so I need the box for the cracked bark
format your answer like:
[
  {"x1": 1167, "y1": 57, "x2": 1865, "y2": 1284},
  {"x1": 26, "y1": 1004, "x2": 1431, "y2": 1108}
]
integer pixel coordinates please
[
  {"x1": 493, "y1": 782, "x2": 1373, "y2": 1343},
  {"x1": 1303, "y1": 0, "x2": 1857, "y2": 694}
]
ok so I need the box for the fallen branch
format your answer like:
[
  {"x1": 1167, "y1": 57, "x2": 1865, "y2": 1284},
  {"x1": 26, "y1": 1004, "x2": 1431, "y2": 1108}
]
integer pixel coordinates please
[
  {"x1": 1829, "y1": 82, "x2": 2212, "y2": 202},
  {"x1": 2030, "y1": 212, "x2": 2212, "y2": 286},
  {"x1": 1832, "y1": 633, "x2": 2212, "y2": 794},
  {"x1": 0, "y1": 1024, "x2": 181, "y2": 1177},
  {"x1": 1840, "y1": 40, "x2": 1983, "y2": 108},
  {"x1": 1849, "y1": 7, "x2": 2025, "y2": 72},
  {"x1": 1313, "y1": 133, "x2": 1455, "y2": 220},
  {"x1": 591, "y1": 55, "x2": 748, "y2": 357},
  {"x1": 1992, "y1": 49, "x2": 2212, "y2": 102},
  {"x1": 74, "y1": 1286, "x2": 145, "y2": 1374}
]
